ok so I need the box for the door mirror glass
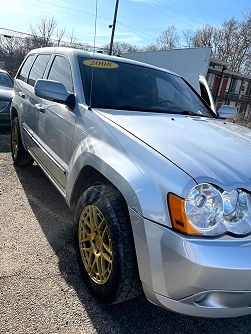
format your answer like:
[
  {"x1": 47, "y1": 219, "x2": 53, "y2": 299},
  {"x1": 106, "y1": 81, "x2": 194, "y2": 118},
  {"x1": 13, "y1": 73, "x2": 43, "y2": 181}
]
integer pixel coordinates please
[
  {"x1": 34, "y1": 79, "x2": 75, "y2": 108},
  {"x1": 218, "y1": 105, "x2": 237, "y2": 119}
]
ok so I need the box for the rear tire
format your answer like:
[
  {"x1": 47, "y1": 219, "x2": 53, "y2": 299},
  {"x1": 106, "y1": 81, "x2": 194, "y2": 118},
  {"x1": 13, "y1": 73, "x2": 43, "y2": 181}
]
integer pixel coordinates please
[
  {"x1": 74, "y1": 184, "x2": 142, "y2": 304},
  {"x1": 11, "y1": 117, "x2": 34, "y2": 167}
]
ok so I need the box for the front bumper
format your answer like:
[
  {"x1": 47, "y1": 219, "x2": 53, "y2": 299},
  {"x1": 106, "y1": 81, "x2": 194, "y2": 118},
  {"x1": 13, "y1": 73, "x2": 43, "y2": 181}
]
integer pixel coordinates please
[
  {"x1": 143, "y1": 284, "x2": 251, "y2": 318},
  {"x1": 129, "y1": 208, "x2": 251, "y2": 317}
]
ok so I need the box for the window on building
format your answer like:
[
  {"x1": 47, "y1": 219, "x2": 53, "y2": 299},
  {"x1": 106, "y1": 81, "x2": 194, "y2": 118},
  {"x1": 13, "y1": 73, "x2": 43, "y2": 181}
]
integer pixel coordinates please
[
  {"x1": 246, "y1": 82, "x2": 251, "y2": 97},
  {"x1": 229, "y1": 78, "x2": 237, "y2": 93}
]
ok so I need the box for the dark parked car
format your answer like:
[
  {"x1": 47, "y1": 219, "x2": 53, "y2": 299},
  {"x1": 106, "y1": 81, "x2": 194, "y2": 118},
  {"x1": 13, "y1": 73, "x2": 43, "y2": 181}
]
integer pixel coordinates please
[{"x1": 0, "y1": 69, "x2": 14, "y2": 126}]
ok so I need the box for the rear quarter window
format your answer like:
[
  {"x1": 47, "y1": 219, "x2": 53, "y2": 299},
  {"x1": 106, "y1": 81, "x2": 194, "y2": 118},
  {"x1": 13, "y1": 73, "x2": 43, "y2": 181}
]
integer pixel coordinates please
[{"x1": 16, "y1": 54, "x2": 36, "y2": 82}]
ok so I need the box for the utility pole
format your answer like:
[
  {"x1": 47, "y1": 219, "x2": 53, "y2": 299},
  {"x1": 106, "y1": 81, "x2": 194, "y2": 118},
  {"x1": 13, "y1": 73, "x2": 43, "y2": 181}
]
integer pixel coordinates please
[{"x1": 109, "y1": 0, "x2": 119, "y2": 55}]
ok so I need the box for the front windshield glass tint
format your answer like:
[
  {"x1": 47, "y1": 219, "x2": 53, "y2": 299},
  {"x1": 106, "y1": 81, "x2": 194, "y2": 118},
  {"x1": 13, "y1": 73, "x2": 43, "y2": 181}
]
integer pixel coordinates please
[
  {"x1": 79, "y1": 57, "x2": 214, "y2": 117},
  {"x1": 0, "y1": 72, "x2": 13, "y2": 88}
]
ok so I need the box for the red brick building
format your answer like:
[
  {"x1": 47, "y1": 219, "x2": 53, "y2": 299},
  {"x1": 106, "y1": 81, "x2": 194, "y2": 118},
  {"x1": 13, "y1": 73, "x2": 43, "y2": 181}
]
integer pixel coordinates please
[{"x1": 207, "y1": 59, "x2": 251, "y2": 121}]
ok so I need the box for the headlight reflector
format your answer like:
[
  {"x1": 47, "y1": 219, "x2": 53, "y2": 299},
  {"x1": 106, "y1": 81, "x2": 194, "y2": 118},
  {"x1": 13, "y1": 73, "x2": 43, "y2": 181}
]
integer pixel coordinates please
[
  {"x1": 222, "y1": 189, "x2": 250, "y2": 224},
  {"x1": 185, "y1": 183, "x2": 223, "y2": 231}
]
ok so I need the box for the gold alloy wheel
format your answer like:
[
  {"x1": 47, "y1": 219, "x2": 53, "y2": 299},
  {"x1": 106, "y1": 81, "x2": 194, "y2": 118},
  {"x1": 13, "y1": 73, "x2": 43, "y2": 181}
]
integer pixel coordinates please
[
  {"x1": 78, "y1": 205, "x2": 113, "y2": 285},
  {"x1": 11, "y1": 123, "x2": 18, "y2": 159}
]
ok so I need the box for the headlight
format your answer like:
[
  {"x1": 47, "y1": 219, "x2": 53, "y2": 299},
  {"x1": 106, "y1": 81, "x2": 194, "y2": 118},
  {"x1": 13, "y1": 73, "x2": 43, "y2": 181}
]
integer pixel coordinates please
[{"x1": 168, "y1": 183, "x2": 251, "y2": 236}]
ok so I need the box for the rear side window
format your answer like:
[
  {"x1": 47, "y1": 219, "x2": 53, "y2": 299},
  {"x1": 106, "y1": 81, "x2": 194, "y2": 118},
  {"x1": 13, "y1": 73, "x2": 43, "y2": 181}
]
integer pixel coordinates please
[
  {"x1": 17, "y1": 54, "x2": 36, "y2": 82},
  {"x1": 47, "y1": 56, "x2": 73, "y2": 92},
  {"x1": 28, "y1": 54, "x2": 51, "y2": 87}
]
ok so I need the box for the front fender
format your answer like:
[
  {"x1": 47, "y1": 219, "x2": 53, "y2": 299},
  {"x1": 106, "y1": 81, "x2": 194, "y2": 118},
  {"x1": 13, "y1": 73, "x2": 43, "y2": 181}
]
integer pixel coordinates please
[{"x1": 66, "y1": 108, "x2": 195, "y2": 227}]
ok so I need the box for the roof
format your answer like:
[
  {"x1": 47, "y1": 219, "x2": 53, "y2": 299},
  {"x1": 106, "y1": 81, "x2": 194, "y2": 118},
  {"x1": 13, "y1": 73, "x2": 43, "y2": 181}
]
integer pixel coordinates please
[
  {"x1": 210, "y1": 58, "x2": 229, "y2": 67},
  {"x1": 27, "y1": 47, "x2": 178, "y2": 76},
  {"x1": 208, "y1": 66, "x2": 251, "y2": 80}
]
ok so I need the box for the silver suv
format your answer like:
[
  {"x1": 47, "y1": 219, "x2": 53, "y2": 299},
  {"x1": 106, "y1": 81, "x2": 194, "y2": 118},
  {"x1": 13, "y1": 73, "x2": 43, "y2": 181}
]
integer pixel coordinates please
[{"x1": 11, "y1": 47, "x2": 251, "y2": 318}]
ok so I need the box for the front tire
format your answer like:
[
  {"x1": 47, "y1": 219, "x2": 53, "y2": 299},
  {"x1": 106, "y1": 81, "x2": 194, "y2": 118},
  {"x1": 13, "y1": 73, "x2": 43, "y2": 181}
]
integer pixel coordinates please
[
  {"x1": 74, "y1": 184, "x2": 142, "y2": 304},
  {"x1": 11, "y1": 117, "x2": 34, "y2": 167}
]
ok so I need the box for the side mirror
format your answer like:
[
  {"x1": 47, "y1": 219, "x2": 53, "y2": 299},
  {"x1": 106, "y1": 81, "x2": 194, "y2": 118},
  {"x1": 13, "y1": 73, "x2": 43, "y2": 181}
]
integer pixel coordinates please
[
  {"x1": 218, "y1": 105, "x2": 237, "y2": 119},
  {"x1": 34, "y1": 79, "x2": 75, "y2": 108}
]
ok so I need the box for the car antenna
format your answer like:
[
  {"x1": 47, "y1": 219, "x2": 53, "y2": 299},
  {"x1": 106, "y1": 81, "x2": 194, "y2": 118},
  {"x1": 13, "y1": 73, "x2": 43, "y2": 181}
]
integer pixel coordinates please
[{"x1": 88, "y1": 0, "x2": 99, "y2": 111}]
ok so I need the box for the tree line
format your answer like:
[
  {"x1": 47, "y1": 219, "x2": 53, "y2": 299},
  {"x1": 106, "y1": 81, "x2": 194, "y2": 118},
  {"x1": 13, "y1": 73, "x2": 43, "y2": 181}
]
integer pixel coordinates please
[{"x1": 1, "y1": 11, "x2": 251, "y2": 76}]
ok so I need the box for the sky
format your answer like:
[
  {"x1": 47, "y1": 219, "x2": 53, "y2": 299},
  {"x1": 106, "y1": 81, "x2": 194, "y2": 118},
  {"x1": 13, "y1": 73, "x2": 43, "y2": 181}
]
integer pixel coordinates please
[{"x1": 0, "y1": 0, "x2": 250, "y2": 48}]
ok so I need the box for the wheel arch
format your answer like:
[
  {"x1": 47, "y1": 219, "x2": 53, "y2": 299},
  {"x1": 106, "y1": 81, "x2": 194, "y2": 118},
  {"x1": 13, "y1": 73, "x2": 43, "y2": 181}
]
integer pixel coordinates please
[
  {"x1": 69, "y1": 165, "x2": 130, "y2": 212},
  {"x1": 10, "y1": 106, "x2": 18, "y2": 121}
]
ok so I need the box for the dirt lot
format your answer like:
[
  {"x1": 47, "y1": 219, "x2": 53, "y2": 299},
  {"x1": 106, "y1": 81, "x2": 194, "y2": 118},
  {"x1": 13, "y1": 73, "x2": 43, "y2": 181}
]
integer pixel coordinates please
[{"x1": 1, "y1": 128, "x2": 251, "y2": 334}]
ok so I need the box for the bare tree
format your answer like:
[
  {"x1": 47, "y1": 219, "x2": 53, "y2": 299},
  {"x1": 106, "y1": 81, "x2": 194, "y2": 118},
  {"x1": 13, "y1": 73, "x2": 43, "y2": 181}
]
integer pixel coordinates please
[
  {"x1": 184, "y1": 12, "x2": 251, "y2": 73},
  {"x1": 0, "y1": 35, "x2": 28, "y2": 76},
  {"x1": 67, "y1": 29, "x2": 77, "y2": 46},
  {"x1": 30, "y1": 17, "x2": 57, "y2": 47},
  {"x1": 183, "y1": 29, "x2": 196, "y2": 48},
  {"x1": 103, "y1": 42, "x2": 139, "y2": 55},
  {"x1": 156, "y1": 25, "x2": 180, "y2": 50},
  {"x1": 56, "y1": 27, "x2": 66, "y2": 47},
  {"x1": 143, "y1": 43, "x2": 159, "y2": 51}
]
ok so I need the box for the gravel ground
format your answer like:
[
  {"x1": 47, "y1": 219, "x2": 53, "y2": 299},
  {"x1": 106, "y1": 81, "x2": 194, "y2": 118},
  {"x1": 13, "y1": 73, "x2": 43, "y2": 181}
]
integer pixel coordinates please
[{"x1": 1, "y1": 129, "x2": 251, "y2": 334}]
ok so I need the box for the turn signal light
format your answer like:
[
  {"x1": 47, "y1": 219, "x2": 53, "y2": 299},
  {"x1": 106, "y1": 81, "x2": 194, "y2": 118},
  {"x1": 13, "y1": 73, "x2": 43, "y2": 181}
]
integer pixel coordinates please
[{"x1": 168, "y1": 193, "x2": 201, "y2": 236}]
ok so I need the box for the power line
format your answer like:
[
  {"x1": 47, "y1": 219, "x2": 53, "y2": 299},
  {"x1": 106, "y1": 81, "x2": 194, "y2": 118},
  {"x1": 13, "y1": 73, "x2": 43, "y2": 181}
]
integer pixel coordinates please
[
  {"x1": 132, "y1": 0, "x2": 198, "y2": 29},
  {"x1": 0, "y1": 28, "x2": 105, "y2": 51},
  {"x1": 35, "y1": 0, "x2": 156, "y2": 43},
  {"x1": 154, "y1": 0, "x2": 204, "y2": 25},
  {"x1": 0, "y1": 27, "x2": 33, "y2": 37},
  {"x1": 36, "y1": 0, "x2": 110, "y2": 22}
]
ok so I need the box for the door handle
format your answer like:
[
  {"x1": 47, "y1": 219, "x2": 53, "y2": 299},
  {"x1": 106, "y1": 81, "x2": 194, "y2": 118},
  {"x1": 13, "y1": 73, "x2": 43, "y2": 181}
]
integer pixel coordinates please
[
  {"x1": 18, "y1": 91, "x2": 25, "y2": 98},
  {"x1": 35, "y1": 103, "x2": 46, "y2": 112}
]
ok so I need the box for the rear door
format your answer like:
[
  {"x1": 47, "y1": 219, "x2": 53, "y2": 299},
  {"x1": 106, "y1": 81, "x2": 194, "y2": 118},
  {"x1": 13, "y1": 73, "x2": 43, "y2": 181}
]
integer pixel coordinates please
[
  {"x1": 14, "y1": 54, "x2": 36, "y2": 149},
  {"x1": 35, "y1": 54, "x2": 77, "y2": 190},
  {"x1": 20, "y1": 53, "x2": 51, "y2": 157}
]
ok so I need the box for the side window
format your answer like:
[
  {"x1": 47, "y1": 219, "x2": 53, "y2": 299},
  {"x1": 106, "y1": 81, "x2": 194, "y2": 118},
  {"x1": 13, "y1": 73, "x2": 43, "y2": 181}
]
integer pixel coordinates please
[
  {"x1": 47, "y1": 56, "x2": 73, "y2": 92},
  {"x1": 28, "y1": 54, "x2": 51, "y2": 87},
  {"x1": 16, "y1": 55, "x2": 36, "y2": 82}
]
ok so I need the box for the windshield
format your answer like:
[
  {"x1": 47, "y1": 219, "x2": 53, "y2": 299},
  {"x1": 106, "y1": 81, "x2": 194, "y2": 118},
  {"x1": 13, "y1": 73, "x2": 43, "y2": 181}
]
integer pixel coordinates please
[
  {"x1": 0, "y1": 72, "x2": 13, "y2": 88},
  {"x1": 79, "y1": 57, "x2": 215, "y2": 117}
]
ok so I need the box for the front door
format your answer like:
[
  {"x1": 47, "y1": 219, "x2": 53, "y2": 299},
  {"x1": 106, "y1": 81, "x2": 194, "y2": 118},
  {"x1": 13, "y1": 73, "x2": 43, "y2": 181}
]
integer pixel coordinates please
[{"x1": 35, "y1": 55, "x2": 77, "y2": 190}]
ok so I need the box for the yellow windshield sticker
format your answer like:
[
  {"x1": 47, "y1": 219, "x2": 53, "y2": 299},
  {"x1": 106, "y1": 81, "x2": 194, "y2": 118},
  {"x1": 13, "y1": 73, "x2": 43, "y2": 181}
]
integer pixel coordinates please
[{"x1": 83, "y1": 59, "x2": 119, "y2": 69}]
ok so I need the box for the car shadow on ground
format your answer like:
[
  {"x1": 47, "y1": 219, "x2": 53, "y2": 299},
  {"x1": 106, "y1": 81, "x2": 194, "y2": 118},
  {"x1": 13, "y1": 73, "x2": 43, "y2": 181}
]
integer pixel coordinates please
[
  {"x1": 15, "y1": 163, "x2": 251, "y2": 334},
  {"x1": 0, "y1": 127, "x2": 10, "y2": 153}
]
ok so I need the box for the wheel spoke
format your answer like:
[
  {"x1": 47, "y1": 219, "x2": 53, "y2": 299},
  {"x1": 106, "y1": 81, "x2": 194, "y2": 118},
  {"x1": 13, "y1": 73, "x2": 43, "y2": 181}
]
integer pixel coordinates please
[
  {"x1": 103, "y1": 242, "x2": 112, "y2": 255},
  {"x1": 79, "y1": 204, "x2": 113, "y2": 285},
  {"x1": 102, "y1": 252, "x2": 112, "y2": 264},
  {"x1": 96, "y1": 255, "x2": 103, "y2": 282},
  {"x1": 87, "y1": 252, "x2": 93, "y2": 267}
]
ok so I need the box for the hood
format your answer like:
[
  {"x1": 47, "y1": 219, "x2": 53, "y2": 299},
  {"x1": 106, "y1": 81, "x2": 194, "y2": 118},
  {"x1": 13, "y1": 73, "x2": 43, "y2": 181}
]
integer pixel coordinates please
[
  {"x1": 0, "y1": 87, "x2": 14, "y2": 102},
  {"x1": 98, "y1": 109, "x2": 251, "y2": 191}
]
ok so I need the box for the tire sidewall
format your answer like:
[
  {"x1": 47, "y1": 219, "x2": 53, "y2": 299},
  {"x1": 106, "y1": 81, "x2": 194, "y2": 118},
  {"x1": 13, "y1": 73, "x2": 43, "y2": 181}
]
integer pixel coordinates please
[
  {"x1": 11, "y1": 117, "x2": 22, "y2": 164},
  {"x1": 74, "y1": 185, "x2": 127, "y2": 303},
  {"x1": 10, "y1": 117, "x2": 33, "y2": 167}
]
